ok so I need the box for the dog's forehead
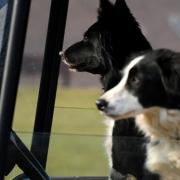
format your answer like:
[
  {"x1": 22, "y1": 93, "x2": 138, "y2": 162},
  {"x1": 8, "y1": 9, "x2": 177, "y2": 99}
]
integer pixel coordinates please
[
  {"x1": 127, "y1": 53, "x2": 162, "y2": 80},
  {"x1": 123, "y1": 55, "x2": 145, "y2": 74}
]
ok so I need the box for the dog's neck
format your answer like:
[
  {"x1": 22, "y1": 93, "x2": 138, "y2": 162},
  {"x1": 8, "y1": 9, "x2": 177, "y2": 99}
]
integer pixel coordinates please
[{"x1": 136, "y1": 108, "x2": 180, "y2": 141}]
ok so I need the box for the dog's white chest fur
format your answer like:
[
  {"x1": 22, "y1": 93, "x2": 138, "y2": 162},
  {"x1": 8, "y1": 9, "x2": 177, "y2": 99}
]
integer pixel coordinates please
[{"x1": 136, "y1": 108, "x2": 180, "y2": 180}]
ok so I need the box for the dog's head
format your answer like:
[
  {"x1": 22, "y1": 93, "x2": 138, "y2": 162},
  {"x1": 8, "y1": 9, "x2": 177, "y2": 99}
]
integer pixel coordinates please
[
  {"x1": 61, "y1": 0, "x2": 151, "y2": 90},
  {"x1": 96, "y1": 49, "x2": 180, "y2": 119}
]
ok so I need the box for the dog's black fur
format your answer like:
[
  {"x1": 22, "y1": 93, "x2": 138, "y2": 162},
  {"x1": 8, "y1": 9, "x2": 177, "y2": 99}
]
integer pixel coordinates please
[{"x1": 63, "y1": 0, "x2": 159, "y2": 179}]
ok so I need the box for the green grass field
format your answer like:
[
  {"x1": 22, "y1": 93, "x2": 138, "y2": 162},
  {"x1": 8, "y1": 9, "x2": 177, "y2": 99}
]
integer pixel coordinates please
[{"x1": 6, "y1": 86, "x2": 109, "y2": 179}]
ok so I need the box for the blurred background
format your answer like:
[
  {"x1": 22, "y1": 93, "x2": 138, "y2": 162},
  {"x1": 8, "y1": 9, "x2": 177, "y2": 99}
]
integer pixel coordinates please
[{"x1": 4, "y1": 0, "x2": 180, "y2": 179}]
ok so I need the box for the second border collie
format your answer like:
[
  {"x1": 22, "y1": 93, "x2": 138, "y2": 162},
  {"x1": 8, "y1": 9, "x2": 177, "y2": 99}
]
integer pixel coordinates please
[{"x1": 97, "y1": 49, "x2": 180, "y2": 180}]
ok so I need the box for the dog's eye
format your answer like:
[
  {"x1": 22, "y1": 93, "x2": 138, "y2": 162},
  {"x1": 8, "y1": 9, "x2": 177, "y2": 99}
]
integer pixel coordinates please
[
  {"x1": 130, "y1": 76, "x2": 141, "y2": 86},
  {"x1": 83, "y1": 36, "x2": 89, "y2": 42}
]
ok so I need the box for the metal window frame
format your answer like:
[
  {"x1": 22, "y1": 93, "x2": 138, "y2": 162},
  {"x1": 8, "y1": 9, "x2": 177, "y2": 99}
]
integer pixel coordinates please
[
  {"x1": 0, "y1": 0, "x2": 31, "y2": 179},
  {"x1": 0, "y1": 0, "x2": 109, "y2": 179}
]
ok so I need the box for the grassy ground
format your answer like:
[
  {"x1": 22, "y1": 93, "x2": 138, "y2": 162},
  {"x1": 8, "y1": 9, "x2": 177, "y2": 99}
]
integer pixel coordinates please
[{"x1": 6, "y1": 87, "x2": 109, "y2": 179}]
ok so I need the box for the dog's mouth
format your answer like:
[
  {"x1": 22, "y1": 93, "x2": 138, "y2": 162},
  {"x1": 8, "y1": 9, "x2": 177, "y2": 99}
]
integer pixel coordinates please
[
  {"x1": 104, "y1": 110, "x2": 136, "y2": 120},
  {"x1": 64, "y1": 60, "x2": 85, "y2": 72},
  {"x1": 63, "y1": 59, "x2": 78, "y2": 71},
  {"x1": 59, "y1": 51, "x2": 79, "y2": 71}
]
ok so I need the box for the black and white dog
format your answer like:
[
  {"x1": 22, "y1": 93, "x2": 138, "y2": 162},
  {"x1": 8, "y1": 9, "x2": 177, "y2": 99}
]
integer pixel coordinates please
[
  {"x1": 97, "y1": 49, "x2": 180, "y2": 180},
  {"x1": 61, "y1": 0, "x2": 159, "y2": 179}
]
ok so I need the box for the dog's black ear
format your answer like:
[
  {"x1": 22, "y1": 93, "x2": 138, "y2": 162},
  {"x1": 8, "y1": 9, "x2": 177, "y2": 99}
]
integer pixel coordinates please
[
  {"x1": 115, "y1": 0, "x2": 139, "y2": 27},
  {"x1": 98, "y1": 0, "x2": 139, "y2": 28},
  {"x1": 156, "y1": 49, "x2": 180, "y2": 95},
  {"x1": 98, "y1": 0, "x2": 115, "y2": 21},
  {"x1": 115, "y1": 0, "x2": 129, "y2": 10}
]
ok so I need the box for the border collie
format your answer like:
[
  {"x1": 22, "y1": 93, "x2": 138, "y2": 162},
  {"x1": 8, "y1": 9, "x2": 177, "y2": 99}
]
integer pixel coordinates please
[
  {"x1": 97, "y1": 49, "x2": 180, "y2": 180},
  {"x1": 61, "y1": 0, "x2": 159, "y2": 179}
]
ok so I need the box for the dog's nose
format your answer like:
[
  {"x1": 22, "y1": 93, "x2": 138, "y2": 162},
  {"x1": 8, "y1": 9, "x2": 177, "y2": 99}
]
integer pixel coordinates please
[{"x1": 96, "y1": 99, "x2": 108, "y2": 111}]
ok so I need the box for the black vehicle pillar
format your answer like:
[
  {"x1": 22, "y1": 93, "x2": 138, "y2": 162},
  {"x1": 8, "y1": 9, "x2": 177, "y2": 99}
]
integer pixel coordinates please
[
  {"x1": 0, "y1": 0, "x2": 31, "y2": 179},
  {"x1": 31, "y1": 0, "x2": 69, "y2": 168}
]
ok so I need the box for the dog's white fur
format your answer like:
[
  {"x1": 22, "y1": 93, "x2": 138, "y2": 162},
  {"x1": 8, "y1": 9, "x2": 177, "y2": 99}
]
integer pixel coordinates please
[{"x1": 100, "y1": 55, "x2": 180, "y2": 180}]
